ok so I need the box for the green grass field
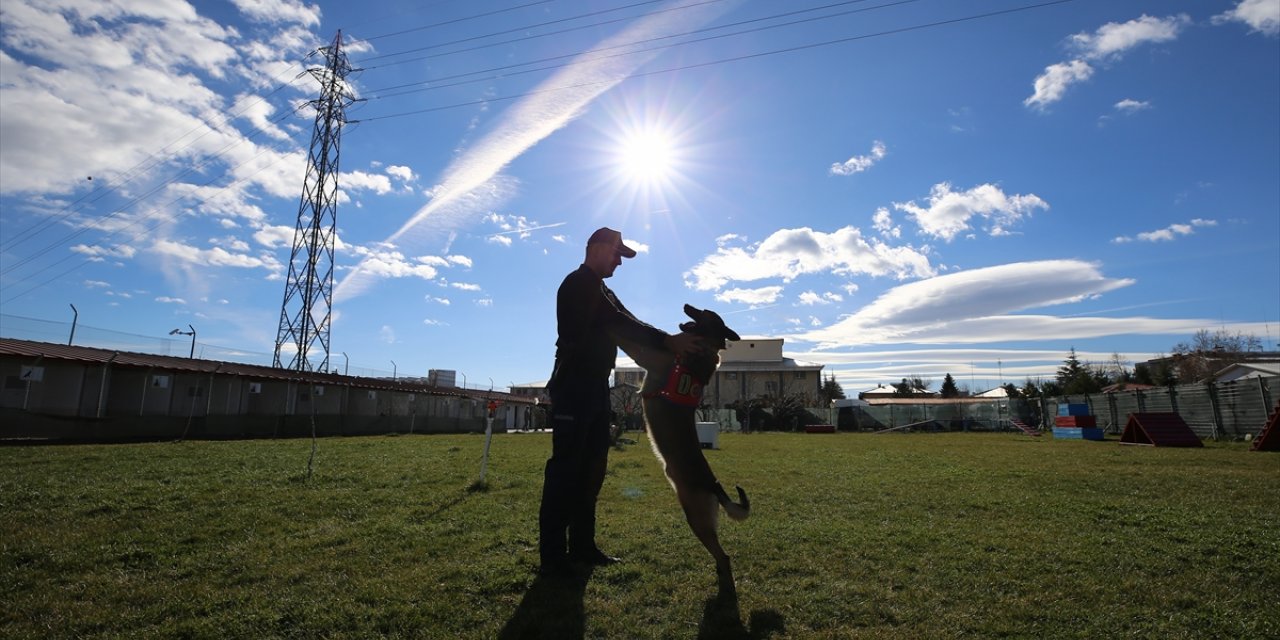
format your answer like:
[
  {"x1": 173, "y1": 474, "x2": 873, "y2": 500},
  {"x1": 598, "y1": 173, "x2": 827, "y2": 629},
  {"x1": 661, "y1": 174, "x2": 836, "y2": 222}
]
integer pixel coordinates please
[{"x1": 2, "y1": 431, "x2": 1276, "y2": 639}]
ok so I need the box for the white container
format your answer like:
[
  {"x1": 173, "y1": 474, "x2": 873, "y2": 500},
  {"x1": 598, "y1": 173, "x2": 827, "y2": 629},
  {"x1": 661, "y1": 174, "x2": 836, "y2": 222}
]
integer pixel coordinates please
[{"x1": 695, "y1": 422, "x2": 720, "y2": 449}]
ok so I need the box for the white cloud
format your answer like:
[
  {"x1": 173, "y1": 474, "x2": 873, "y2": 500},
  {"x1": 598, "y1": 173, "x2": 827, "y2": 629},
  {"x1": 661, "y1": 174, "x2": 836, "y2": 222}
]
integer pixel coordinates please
[
  {"x1": 872, "y1": 207, "x2": 900, "y2": 239},
  {"x1": 791, "y1": 260, "x2": 1137, "y2": 348},
  {"x1": 1070, "y1": 14, "x2": 1189, "y2": 60},
  {"x1": 379, "y1": 325, "x2": 395, "y2": 344},
  {"x1": 156, "y1": 296, "x2": 187, "y2": 304},
  {"x1": 1025, "y1": 60, "x2": 1094, "y2": 110},
  {"x1": 1115, "y1": 98, "x2": 1152, "y2": 113},
  {"x1": 715, "y1": 287, "x2": 784, "y2": 305},
  {"x1": 0, "y1": 2, "x2": 248, "y2": 196},
  {"x1": 252, "y1": 224, "x2": 296, "y2": 248},
  {"x1": 1214, "y1": 0, "x2": 1280, "y2": 35},
  {"x1": 70, "y1": 244, "x2": 137, "y2": 261},
  {"x1": 829, "y1": 140, "x2": 886, "y2": 176},
  {"x1": 893, "y1": 183, "x2": 1048, "y2": 242},
  {"x1": 1112, "y1": 218, "x2": 1217, "y2": 243},
  {"x1": 229, "y1": 0, "x2": 321, "y2": 27},
  {"x1": 423, "y1": 318, "x2": 448, "y2": 326},
  {"x1": 151, "y1": 239, "x2": 278, "y2": 269},
  {"x1": 386, "y1": 165, "x2": 416, "y2": 181},
  {"x1": 340, "y1": 170, "x2": 394, "y2": 196},
  {"x1": 232, "y1": 93, "x2": 291, "y2": 140},
  {"x1": 84, "y1": 280, "x2": 111, "y2": 288},
  {"x1": 684, "y1": 226, "x2": 935, "y2": 292},
  {"x1": 451, "y1": 282, "x2": 482, "y2": 292},
  {"x1": 211, "y1": 235, "x2": 251, "y2": 252},
  {"x1": 1026, "y1": 14, "x2": 1188, "y2": 110},
  {"x1": 798, "y1": 291, "x2": 843, "y2": 306},
  {"x1": 344, "y1": 246, "x2": 439, "y2": 280}
]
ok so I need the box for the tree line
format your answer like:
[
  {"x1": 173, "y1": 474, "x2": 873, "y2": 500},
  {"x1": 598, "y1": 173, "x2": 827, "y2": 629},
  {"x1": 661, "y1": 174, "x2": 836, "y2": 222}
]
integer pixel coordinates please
[{"x1": 882, "y1": 328, "x2": 1270, "y2": 400}]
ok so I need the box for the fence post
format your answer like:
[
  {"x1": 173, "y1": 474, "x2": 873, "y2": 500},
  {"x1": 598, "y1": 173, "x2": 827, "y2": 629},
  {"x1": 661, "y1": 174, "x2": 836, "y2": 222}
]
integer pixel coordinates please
[
  {"x1": 1206, "y1": 381, "x2": 1223, "y2": 441},
  {"x1": 1259, "y1": 376, "x2": 1273, "y2": 416},
  {"x1": 1106, "y1": 392, "x2": 1119, "y2": 433}
]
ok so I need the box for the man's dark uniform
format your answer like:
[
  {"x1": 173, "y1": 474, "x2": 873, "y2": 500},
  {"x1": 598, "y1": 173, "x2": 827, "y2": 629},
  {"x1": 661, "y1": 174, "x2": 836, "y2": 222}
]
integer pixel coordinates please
[{"x1": 539, "y1": 264, "x2": 667, "y2": 568}]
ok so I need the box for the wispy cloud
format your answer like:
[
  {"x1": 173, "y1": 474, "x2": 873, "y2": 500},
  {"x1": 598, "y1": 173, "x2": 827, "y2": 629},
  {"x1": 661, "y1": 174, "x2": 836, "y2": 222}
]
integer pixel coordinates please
[
  {"x1": 335, "y1": 1, "x2": 740, "y2": 301},
  {"x1": 1114, "y1": 98, "x2": 1152, "y2": 113},
  {"x1": 798, "y1": 290, "x2": 843, "y2": 306},
  {"x1": 791, "y1": 260, "x2": 1138, "y2": 348},
  {"x1": 829, "y1": 141, "x2": 886, "y2": 176},
  {"x1": 1112, "y1": 218, "x2": 1217, "y2": 243},
  {"x1": 715, "y1": 286, "x2": 783, "y2": 305}
]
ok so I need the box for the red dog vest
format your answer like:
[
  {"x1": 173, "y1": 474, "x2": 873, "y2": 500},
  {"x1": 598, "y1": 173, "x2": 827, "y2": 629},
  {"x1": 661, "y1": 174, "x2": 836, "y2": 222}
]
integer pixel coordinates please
[{"x1": 643, "y1": 357, "x2": 705, "y2": 407}]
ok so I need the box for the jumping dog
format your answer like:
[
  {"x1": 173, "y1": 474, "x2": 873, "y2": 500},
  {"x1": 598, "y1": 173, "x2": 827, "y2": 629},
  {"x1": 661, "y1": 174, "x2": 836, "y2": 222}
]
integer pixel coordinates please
[{"x1": 615, "y1": 304, "x2": 751, "y2": 594}]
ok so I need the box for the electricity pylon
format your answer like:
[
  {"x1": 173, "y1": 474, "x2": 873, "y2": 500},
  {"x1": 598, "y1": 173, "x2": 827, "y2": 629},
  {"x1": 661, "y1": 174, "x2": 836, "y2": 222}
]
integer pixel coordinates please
[{"x1": 273, "y1": 32, "x2": 358, "y2": 372}]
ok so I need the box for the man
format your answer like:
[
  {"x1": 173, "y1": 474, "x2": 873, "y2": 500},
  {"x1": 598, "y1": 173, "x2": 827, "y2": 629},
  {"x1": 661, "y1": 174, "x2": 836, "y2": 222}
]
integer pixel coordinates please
[{"x1": 539, "y1": 227, "x2": 701, "y2": 577}]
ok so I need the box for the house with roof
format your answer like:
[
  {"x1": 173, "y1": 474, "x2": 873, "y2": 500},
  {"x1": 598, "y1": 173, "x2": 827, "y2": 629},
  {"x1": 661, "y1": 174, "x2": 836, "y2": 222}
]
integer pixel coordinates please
[
  {"x1": 613, "y1": 336, "x2": 823, "y2": 409},
  {"x1": 1214, "y1": 362, "x2": 1280, "y2": 383}
]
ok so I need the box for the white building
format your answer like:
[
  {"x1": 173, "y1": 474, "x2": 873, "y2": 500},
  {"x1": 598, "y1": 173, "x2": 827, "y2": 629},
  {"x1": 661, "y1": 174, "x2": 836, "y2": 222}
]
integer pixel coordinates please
[{"x1": 614, "y1": 337, "x2": 823, "y2": 408}]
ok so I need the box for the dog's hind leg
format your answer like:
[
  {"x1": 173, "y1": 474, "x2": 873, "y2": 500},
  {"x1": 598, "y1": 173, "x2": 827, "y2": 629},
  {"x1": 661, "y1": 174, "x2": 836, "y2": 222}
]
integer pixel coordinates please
[{"x1": 678, "y1": 489, "x2": 736, "y2": 595}]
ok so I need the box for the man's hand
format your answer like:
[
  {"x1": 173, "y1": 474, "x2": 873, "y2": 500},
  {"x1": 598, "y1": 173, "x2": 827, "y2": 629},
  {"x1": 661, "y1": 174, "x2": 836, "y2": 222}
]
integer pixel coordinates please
[{"x1": 665, "y1": 332, "x2": 704, "y2": 356}]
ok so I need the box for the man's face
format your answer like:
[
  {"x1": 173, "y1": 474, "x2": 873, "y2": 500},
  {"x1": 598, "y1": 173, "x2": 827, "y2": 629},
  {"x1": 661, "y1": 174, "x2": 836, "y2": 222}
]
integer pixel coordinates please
[{"x1": 600, "y1": 244, "x2": 623, "y2": 278}]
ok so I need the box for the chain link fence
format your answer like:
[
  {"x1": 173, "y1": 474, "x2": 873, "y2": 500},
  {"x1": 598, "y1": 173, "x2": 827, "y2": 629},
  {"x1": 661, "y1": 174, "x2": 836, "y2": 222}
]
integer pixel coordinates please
[{"x1": 829, "y1": 377, "x2": 1276, "y2": 440}]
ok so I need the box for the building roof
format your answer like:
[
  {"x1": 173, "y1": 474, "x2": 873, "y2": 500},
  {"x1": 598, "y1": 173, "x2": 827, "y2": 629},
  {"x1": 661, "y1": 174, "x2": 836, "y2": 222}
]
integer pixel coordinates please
[
  {"x1": 1214, "y1": 362, "x2": 1280, "y2": 382},
  {"x1": 616, "y1": 357, "x2": 822, "y2": 373},
  {"x1": 0, "y1": 337, "x2": 531, "y2": 404}
]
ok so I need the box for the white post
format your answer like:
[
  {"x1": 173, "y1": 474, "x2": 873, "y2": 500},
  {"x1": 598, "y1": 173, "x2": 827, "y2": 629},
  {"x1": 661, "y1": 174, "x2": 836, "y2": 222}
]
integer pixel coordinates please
[{"x1": 479, "y1": 413, "x2": 494, "y2": 483}]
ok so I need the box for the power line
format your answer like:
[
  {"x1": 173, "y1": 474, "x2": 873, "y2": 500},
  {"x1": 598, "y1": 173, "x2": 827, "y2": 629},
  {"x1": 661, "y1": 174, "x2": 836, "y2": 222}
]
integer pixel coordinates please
[
  {"x1": 352, "y1": 0, "x2": 697, "y2": 66},
  {"x1": 361, "y1": 0, "x2": 923, "y2": 99},
  {"x1": 356, "y1": 0, "x2": 1079, "y2": 124},
  {"x1": 358, "y1": 0, "x2": 557, "y2": 43}
]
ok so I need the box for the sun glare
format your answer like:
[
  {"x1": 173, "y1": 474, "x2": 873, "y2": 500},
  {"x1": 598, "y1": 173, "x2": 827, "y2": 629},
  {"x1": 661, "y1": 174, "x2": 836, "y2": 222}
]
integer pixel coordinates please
[{"x1": 615, "y1": 127, "x2": 678, "y2": 184}]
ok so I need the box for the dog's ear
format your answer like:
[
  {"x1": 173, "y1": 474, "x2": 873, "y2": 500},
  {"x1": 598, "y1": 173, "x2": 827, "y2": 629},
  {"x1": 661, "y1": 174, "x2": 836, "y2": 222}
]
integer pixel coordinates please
[
  {"x1": 679, "y1": 321, "x2": 697, "y2": 333},
  {"x1": 683, "y1": 304, "x2": 700, "y2": 321},
  {"x1": 723, "y1": 327, "x2": 741, "y2": 342}
]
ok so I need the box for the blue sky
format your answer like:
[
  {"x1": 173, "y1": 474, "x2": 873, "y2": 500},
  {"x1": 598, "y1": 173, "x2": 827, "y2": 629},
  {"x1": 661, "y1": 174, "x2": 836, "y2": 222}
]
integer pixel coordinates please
[{"x1": 1, "y1": 0, "x2": 1277, "y2": 394}]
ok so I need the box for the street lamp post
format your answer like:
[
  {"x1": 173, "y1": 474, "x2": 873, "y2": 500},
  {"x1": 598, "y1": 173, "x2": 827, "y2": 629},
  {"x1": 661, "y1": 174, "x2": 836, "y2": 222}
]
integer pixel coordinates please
[
  {"x1": 169, "y1": 324, "x2": 196, "y2": 359},
  {"x1": 391, "y1": 360, "x2": 397, "y2": 382},
  {"x1": 342, "y1": 352, "x2": 349, "y2": 376}
]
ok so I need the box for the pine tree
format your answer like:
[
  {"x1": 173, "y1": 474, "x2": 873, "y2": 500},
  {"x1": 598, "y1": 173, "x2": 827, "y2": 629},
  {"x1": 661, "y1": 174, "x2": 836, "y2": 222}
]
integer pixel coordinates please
[
  {"x1": 940, "y1": 373, "x2": 960, "y2": 398},
  {"x1": 819, "y1": 374, "x2": 846, "y2": 403}
]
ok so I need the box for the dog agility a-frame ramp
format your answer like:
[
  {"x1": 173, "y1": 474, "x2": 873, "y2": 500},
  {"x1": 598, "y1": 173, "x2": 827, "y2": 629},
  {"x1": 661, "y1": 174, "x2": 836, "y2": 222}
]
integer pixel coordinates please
[
  {"x1": 1120, "y1": 412, "x2": 1203, "y2": 447},
  {"x1": 1251, "y1": 402, "x2": 1280, "y2": 452}
]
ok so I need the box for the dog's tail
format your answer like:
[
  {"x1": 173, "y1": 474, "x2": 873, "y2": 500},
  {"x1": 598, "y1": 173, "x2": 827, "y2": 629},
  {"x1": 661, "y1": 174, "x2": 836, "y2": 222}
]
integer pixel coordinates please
[{"x1": 715, "y1": 482, "x2": 750, "y2": 521}]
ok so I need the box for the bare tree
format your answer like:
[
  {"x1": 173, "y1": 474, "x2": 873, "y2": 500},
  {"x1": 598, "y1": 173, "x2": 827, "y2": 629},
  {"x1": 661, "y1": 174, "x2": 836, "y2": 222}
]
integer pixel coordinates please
[{"x1": 1170, "y1": 329, "x2": 1264, "y2": 382}]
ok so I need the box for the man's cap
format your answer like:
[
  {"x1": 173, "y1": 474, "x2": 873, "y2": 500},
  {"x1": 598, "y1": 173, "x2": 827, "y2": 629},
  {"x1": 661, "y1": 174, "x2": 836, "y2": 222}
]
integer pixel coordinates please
[{"x1": 587, "y1": 227, "x2": 636, "y2": 258}]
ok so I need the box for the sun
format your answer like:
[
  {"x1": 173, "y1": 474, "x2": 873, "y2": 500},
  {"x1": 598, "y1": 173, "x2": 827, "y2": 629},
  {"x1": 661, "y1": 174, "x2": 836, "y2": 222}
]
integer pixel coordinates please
[{"x1": 614, "y1": 126, "x2": 679, "y2": 185}]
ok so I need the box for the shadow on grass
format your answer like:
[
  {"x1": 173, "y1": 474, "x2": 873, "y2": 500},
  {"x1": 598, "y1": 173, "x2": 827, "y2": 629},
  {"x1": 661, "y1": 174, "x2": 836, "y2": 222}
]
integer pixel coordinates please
[
  {"x1": 497, "y1": 569, "x2": 593, "y2": 639},
  {"x1": 697, "y1": 590, "x2": 786, "y2": 640}
]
